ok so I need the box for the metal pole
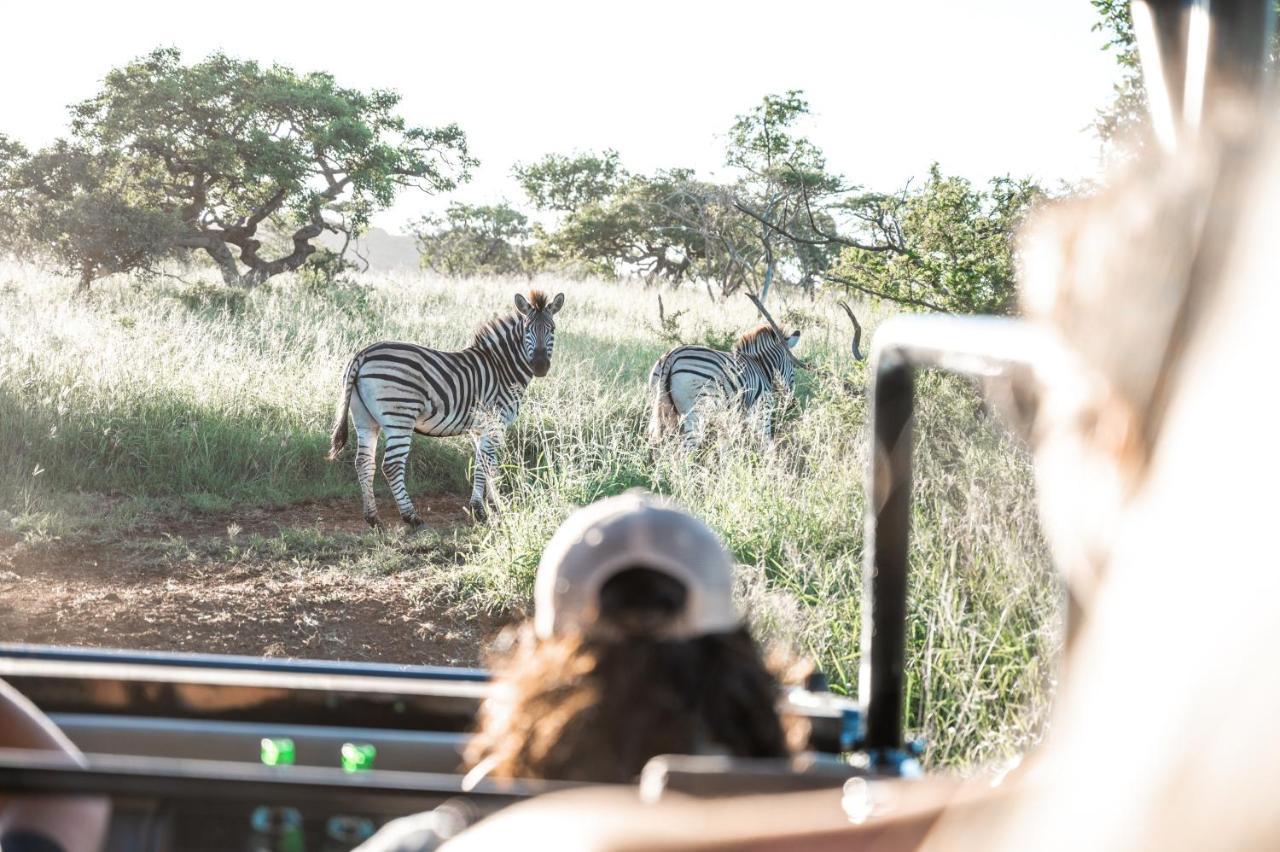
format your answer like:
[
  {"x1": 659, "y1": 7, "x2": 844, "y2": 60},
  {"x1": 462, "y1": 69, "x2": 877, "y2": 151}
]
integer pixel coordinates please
[
  {"x1": 859, "y1": 354, "x2": 913, "y2": 754},
  {"x1": 857, "y1": 316, "x2": 1055, "y2": 763}
]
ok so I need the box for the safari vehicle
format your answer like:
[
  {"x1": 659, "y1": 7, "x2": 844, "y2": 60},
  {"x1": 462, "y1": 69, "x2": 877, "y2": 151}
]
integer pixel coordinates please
[{"x1": 0, "y1": 1, "x2": 1269, "y2": 849}]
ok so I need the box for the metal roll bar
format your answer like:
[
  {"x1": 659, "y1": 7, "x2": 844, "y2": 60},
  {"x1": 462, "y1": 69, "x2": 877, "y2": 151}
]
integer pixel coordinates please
[{"x1": 859, "y1": 316, "x2": 1054, "y2": 762}]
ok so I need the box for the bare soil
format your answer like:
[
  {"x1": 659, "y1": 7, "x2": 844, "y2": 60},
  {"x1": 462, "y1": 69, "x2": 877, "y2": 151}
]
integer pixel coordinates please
[{"x1": 0, "y1": 496, "x2": 503, "y2": 667}]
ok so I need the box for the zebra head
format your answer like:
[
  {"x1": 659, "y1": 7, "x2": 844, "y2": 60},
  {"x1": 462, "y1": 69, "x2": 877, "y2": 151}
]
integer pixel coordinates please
[
  {"x1": 514, "y1": 290, "x2": 565, "y2": 377},
  {"x1": 774, "y1": 329, "x2": 802, "y2": 388},
  {"x1": 744, "y1": 290, "x2": 807, "y2": 380},
  {"x1": 736, "y1": 326, "x2": 802, "y2": 389}
]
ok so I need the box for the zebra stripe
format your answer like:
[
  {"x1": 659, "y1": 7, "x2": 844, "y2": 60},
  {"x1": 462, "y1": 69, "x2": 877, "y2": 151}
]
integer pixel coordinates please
[
  {"x1": 648, "y1": 325, "x2": 800, "y2": 449},
  {"x1": 329, "y1": 291, "x2": 565, "y2": 528}
]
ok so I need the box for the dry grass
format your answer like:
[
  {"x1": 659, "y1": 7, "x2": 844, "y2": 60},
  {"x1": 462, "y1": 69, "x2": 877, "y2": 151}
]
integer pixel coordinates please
[{"x1": 0, "y1": 263, "x2": 1061, "y2": 768}]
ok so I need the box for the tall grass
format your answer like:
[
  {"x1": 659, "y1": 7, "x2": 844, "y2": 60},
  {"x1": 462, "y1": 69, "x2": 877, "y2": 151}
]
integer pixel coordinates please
[{"x1": 0, "y1": 264, "x2": 1060, "y2": 768}]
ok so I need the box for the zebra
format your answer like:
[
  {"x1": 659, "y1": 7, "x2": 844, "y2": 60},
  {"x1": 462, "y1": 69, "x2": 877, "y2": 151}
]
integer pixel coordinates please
[
  {"x1": 648, "y1": 321, "x2": 801, "y2": 450},
  {"x1": 328, "y1": 290, "x2": 565, "y2": 528}
]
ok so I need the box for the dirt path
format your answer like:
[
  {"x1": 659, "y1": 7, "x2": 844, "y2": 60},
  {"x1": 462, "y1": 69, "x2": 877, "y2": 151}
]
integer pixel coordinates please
[{"x1": 0, "y1": 496, "x2": 503, "y2": 667}]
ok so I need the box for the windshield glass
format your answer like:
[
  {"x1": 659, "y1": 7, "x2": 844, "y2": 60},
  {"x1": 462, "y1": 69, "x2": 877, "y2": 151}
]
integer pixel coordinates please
[{"x1": 0, "y1": 1, "x2": 1123, "y2": 773}]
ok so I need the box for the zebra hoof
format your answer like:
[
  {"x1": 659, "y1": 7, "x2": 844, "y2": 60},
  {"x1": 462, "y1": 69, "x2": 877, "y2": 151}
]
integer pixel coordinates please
[
  {"x1": 364, "y1": 514, "x2": 384, "y2": 530},
  {"x1": 468, "y1": 501, "x2": 488, "y2": 523},
  {"x1": 403, "y1": 515, "x2": 426, "y2": 532}
]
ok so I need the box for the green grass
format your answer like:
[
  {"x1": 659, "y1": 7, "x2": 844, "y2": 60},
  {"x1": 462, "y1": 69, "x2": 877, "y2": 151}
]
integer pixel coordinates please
[{"x1": 0, "y1": 263, "x2": 1060, "y2": 769}]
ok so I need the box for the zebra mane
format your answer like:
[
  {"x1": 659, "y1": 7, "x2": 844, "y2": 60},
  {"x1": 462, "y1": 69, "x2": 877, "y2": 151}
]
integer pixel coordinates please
[
  {"x1": 526, "y1": 289, "x2": 550, "y2": 311},
  {"x1": 734, "y1": 324, "x2": 787, "y2": 355},
  {"x1": 470, "y1": 313, "x2": 522, "y2": 351},
  {"x1": 469, "y1": 291, "x2": 551, "y2": 351}
]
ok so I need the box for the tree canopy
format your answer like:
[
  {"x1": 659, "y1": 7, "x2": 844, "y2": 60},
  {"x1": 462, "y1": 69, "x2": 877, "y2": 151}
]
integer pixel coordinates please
[
  {"x1": 514, "y1": 149, "x2": 626, "y2": 212},
  {"x1": 828, "y1": 166, "x2": 1042, "y2": 314},
  {"x1": 2, "y1": 54, "x2": 1045, "y2": 316},
  {"x1": 0, "y1": 48, "x2": 474, "y2": 291},
  {"x1": 1090, "y1": 0, "x2": 1149, "y2": 147},
  {"x1": 489, "y1": 91, "x2": 1042, "y2": 314},
  {"x1": 516, "y1": 156, "x2": 709, "y2": 283},
  {"x1": 413, "y1": 203, "x2": 534, "y2": 277}
]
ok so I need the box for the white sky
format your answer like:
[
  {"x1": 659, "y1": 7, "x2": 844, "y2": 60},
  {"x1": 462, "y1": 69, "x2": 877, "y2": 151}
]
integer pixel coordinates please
[{"x1": 3, "y1": 1, "x2": 1119, "y2": 234}]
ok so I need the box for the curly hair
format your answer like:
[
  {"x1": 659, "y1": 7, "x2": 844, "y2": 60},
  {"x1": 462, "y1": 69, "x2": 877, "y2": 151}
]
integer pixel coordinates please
[{"x1": 465, "y1": 568, "x2": 802, "y2": 783}]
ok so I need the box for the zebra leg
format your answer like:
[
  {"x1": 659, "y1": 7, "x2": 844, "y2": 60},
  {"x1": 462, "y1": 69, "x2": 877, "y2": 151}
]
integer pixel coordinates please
[
  {"x1": 469, "y1": 432, "x2": 500, "y2": 520},
  {"x1": 679, "y1": 405, "x2": 706, "y2": 451},
  {"x1": 380, "y1": 427, "x2": 424, "y2": 530},
  {"x1": 755, "y1": 404, "x2": 774, "y2": 450},
  {"x1": 482, "y1": 434, "x2": 503, "y2": 508},
  {"x1": 354, "y1": 423, "x2": 382, "y2": 528}
]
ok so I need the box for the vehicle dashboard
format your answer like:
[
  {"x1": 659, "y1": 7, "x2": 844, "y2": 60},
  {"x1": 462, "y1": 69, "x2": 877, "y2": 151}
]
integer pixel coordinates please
[{"x1": 0, "y1": 644, "x2": 866, "y2": 851}]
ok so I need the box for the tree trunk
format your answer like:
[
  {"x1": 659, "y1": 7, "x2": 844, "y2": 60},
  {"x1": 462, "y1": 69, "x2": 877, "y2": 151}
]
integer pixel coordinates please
[
  {"x1": 203, "y1": 241, "x2": 245, "y2": 287},
  {"x1": 179, "y1": 225, "x2": 321, "y2": 289},
  {"x1": 238, "y1": 221, "x2": 322, "y2": 288},
  {"x1": 760, "y1": 234, "x2": 776, "y2": 303},
  {"x1": 176, "y1": 234, "x2": 244, "y2": 286},
  {"x1": 760, "y1": 259, "x2": 776, "y2": 303},
  {"x1": 74, "y1": 265, "x2": 94, "y2": 299}
]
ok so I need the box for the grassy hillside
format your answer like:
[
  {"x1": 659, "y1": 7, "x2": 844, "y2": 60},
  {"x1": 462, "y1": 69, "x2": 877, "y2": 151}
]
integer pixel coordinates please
[{"x1": 0, "y1": 264, "x2": 1060, "y2": 768}]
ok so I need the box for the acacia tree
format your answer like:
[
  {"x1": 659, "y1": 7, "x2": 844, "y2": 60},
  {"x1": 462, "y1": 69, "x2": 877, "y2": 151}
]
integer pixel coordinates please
[
  {"x1": 507, "y1": 93, "x2": 1039, "y2": 314},
  {"x1": 412, "y1": 203, "x2": 534, "y2": 277},
  {"x1": 715, "y1": 91, "x2": 1043, "y2": 314},
  {"x1": 722, "y1": 90, "x2": 842, "y2": 301},
  {"x1": 514, "y1": 149, "x2": 626, "y2": 212},
  {"x1": 0, "y1": 137, "x2": 176, "y2": 294},
  {"x1": 827, "y1": 165, "x2": 1042, "y2": 315},
  {"x1": 1, "y1": 48, "x2": 473, "y2": 290},
  {"x1": 515, "y1": 153, "x2": 709, "y2": 282},
  {"x1": 514, "y1": 144, "x2": 830, "y2": 295}
]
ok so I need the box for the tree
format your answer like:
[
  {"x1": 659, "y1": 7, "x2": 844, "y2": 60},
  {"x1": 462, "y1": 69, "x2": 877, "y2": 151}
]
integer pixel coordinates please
[
  {"x1": 1, "y1": 48, "x2": 473, "y2": 290},
  {"x1": 506, "y1": 94, "x2": 1040, "y2": 314},
  {"x1": 0, "y1": 137, "x2": 176, "y2": 294},
  {"x1": 543, "y1": 170, "x2": 712, "y2": 283},
  {"x1": 514, "y1": 149, "x2": 626, "y2": 212},
  {"x1": 413, "y1": 202, "x2": 535, "y2": 277},
  {"x1": 516, "y1": 152, "x2": 708, "y2": 283},
  {"x1": 827, "y1": 165, "x2": 1042, "y2": 315},
  {"x1": 1091, "y1": 0, "x2": 1148, "y2": 146},
  {"x1": 512, "y1": 105, "x2": 848, "y2": 298},
  {"x1": 0, "y1": 135, "x2": 24, "y2": 242},
  {"x1": 722, "y1": 91, "x2": 842, "y2": 301}
]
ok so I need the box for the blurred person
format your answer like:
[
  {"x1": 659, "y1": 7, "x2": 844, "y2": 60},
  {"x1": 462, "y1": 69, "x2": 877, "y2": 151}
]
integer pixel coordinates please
[{"x1": 936, "y1": 100, "x2": 1280, "y2": 852}]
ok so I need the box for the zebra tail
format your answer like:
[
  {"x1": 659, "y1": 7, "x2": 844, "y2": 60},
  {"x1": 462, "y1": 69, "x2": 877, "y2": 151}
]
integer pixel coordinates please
[
  {"x1": 327, "y1": 354, "x2": 360, "y2": 460},
  {"x1": 648, "y1": 355, "x2": 679, "y2": 444}
]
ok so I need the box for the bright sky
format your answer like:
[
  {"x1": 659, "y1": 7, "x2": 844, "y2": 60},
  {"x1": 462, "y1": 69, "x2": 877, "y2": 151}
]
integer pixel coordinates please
[{"x1": 3, "y1": 1, "x2": 1119, "y2": 234}]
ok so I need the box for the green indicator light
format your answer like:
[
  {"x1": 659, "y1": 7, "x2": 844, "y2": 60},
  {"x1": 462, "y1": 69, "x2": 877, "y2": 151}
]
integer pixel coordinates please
[
  {"x1": 260, "y1": 737, "x2": 296, "y2": 767},
  {"x1": 340, "y1": 742, "x2": 376, "y2": 773}
]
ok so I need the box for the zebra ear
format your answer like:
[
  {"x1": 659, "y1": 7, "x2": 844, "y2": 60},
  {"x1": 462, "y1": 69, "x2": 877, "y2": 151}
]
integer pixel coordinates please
[
  {"x1": 786, "y1": 331, "x2": 801, "y2": 349},
  {"x1": 514, "y1": 293, "x2": 533, "y2": 316},
  {"x1": 547, "y1": 293, "x2": 565, "y2": 315}
]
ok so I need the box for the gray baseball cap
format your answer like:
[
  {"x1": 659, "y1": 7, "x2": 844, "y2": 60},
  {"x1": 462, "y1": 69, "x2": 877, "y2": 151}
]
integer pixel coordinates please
[{"x1": 534, "y1": 491, "x2": 741, "y2": 640}]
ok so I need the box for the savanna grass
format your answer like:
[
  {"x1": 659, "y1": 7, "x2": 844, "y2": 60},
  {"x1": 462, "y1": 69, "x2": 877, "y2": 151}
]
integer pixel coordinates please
[{"x1": 0, "y1": 264, "x2": 1059, "y2": 768}]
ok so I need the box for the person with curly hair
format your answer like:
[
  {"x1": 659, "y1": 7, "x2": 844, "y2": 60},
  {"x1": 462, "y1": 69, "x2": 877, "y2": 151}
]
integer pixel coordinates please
[
  {"x1": 462, "y1": 490, "x2": 798, "y2": 785},
  {"x1": 358, "y1": 491, "x2": 801, "y2": 851}
]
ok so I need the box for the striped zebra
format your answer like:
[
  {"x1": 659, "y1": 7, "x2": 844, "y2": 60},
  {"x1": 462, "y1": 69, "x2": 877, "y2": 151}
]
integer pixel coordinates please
[
  {"x1": 328, "y1": 290, "x2": 565, "y2": 528},
  {"x1": 648, "y1": 323, "x2": 801, "y2": 450}
]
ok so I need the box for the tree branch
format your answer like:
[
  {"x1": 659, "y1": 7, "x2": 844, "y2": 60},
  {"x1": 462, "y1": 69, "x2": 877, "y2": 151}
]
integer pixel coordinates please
[
  {"x1": 732, "y1": 194, "x2": 903, "y2": 254},
  {"x1": 820, "y1": 271, "x2": 951, "y2": 313}
]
